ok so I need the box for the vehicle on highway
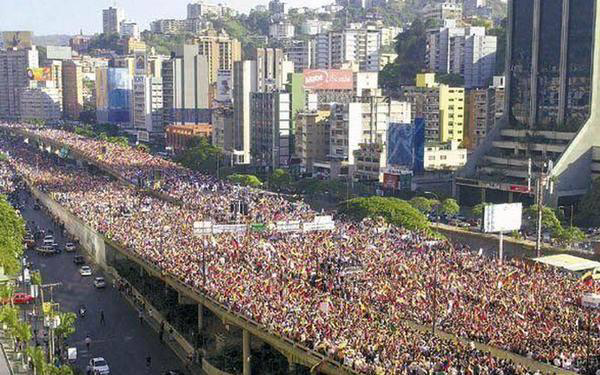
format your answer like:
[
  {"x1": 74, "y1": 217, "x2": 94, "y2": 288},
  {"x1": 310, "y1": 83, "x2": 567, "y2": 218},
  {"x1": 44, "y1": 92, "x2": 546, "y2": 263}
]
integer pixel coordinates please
[
  {"x1": 93, "y1": 277, "x2": 106, "y2": 288},
  {"x1": 36, "y1": 245, "x2": 55, "y2": 255},
  {"x1": 65, "y1": 242, "x2": 76, "y2": 252},
  {"x1": 33, "y1": 204, "x2": 40, "y2": 211},
  {"x1": 73, "y1": 255, "x2": 85, "y2": 265},
  {"x1": 24, "y1": 235, "x2": 35, "y2": 248},
  {"x1": 43, "y1": 235, "x2": 54, "y2": 247},
  {"x1": 89, "y1": 357, "x2": 110, "y2": 375},
  {"x1": 164, "y1": 371, "x2": 185, "y2": 375},
  {"x1": 79, "y1": 266, "x2": 92, "y2": 276},
  {"x1": 2, "y1": 293, "x2": 34, "y2": 305}
]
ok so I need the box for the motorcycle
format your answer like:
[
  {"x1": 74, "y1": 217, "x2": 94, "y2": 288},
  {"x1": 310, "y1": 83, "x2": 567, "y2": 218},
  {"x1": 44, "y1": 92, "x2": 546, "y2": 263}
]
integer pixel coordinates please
[{"x1": 79, "y1": 305, "x2": 86, "y2": 318}]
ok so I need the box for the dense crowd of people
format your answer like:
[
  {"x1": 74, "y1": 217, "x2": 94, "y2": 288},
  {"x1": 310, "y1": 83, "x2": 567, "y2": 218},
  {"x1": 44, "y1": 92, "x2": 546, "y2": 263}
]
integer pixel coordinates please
[
  {"x1": 10, "y1": 126, "x2": 314, "y2": 224},
  {"x1": 1, "y1": 124, "x2": 599, "y2": 374}
]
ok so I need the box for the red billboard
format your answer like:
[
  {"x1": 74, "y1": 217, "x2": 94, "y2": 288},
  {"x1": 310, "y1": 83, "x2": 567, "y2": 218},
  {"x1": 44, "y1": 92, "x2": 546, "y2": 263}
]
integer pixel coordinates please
[{"x1": 303, "y1": 69, "x2": 353, "y2": 90}]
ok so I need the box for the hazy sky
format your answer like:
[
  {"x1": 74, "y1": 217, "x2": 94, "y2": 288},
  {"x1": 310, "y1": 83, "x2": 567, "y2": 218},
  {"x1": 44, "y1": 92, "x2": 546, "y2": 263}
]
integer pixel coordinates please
[{"x1": 0, "y1": 0, "x2": 330, "y2": 36}]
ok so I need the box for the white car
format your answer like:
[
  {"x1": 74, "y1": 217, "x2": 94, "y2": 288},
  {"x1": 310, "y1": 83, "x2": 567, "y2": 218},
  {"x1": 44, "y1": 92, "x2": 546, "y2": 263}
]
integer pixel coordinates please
[
  {"x1": 79, "y1": 266, "x2": 92, "y2": 276},
  {"x1": 93, "y1": 277, "x2": 106, "y2": 288},
  {"x1": 89, "y1": 357, "x2": 110, "y2": 375},
  {"x1": 65, "y1": 243, "x2": 76, "y2": 252}
]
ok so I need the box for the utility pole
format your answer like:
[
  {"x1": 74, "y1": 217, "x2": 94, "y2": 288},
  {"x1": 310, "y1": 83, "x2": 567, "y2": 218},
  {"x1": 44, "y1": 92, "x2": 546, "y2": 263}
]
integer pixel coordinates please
[
  {"x1": 535, "y1": 176, "x2": 543, "y2": 257},
  {"x1": 40, "y1": 283, "x2": 62, "y2": 364}
]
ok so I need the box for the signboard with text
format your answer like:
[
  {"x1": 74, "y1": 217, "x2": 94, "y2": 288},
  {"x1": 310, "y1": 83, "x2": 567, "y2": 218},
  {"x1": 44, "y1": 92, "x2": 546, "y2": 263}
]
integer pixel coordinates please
[
  {"x1": 303, "y1": 69, "x2": 353, "y2": 90},
  {"x1": 483, "y1": 203, "x2": 523, "y2": 233}
]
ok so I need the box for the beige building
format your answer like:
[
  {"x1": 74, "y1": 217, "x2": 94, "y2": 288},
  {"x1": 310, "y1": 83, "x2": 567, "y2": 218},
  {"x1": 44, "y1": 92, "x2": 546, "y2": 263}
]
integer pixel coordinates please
[
  {"x1": 62, "y1": 60, "x2": 83, "y2": 120},
  {"x1": 191, "y1": 31, "x2": 241, "y2": 85},
  {"x1": 296, "y1": 110, "x2": 331, "y2": 173},
  {"x1": 0, "y1": 47, "x2": 39, "y2": 121},
  {"x1": 465, "y1": 76, "x2": 505, "y2": 150},
  {"x1": 424, "y1": 141, "x2": 467, "y2": 171}
]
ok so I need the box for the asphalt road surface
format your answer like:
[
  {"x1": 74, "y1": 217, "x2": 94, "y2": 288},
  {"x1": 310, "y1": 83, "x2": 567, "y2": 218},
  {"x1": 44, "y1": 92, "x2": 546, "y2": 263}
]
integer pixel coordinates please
[{"x1": 17, "y1": 189, "x2": 185, "y2": 375}]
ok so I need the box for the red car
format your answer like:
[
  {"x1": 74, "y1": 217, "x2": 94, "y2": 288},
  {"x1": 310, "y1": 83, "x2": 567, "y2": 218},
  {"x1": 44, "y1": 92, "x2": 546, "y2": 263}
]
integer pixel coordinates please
[{"x1": 2, "y1": 293, "x2": 35, "y2": 305}]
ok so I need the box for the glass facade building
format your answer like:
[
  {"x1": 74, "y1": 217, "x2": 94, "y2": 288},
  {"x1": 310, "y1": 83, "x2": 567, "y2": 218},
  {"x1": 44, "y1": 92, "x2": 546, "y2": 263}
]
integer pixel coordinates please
[{"x1": 509, "y1": 0, "x2": 595, "y2": 130}]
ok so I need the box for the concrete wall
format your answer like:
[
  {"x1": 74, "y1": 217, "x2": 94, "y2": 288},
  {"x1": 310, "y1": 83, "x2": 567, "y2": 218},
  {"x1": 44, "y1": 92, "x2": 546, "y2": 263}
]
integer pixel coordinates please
[{"x1": 28, "y1": 183, "x2": 107, "y2": 268}]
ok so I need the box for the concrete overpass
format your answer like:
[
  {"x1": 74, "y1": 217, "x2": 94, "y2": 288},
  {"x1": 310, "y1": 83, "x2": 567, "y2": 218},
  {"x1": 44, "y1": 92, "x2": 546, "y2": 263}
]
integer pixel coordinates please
[{"x1": 5, "y1": 127, "x2": 577, "y2": 375}]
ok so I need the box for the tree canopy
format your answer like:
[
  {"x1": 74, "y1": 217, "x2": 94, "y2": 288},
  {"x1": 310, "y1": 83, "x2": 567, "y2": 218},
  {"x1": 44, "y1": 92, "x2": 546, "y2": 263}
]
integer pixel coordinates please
[
  {"x1": 576, "y1": 177, "x2": 600, "y2": 227},
  {"x1": 339, "y1": 196, "x2": 430, "y2": 232},
  {"x1": 0, "y1": 195, "x2": 25, "y2": 275},
  {"x1": 226, "y1": 174, "x2": 263, "y2": 188},
  {"x1": 175, "y1": 136, "x2": 223, "y2": 176}
]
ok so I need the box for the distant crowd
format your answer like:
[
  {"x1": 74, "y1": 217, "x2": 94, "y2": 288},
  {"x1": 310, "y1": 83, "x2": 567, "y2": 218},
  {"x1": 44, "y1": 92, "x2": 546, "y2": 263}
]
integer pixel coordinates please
[{"x1": 0, "y1": 124, "x2": 598, "y2": 374}]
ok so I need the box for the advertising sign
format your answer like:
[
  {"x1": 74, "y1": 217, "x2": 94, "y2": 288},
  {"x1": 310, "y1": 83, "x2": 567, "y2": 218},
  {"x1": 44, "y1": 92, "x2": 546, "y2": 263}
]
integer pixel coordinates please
[
  {"x1": 483, "y1": 203, "x2": 523, "y2": 233},
  {"x1": 193, "y1": 221, "x2": 212, "y2": 236},
  {"x1": 2, "y1": 31, "x2": 32, "y2": 49},
  {"x1": 216, "y1": 70, "x2": 232, "y2": 102},
  {"x1": 213, "y1": 224, "x2": 248, "y2": 234},
  {"x1": 303, "y1": 69, "x2": 353, "y2": 90},
  {"x1": 46, "y1": 46, "x2": 72, "y2": 60},
  {"x1": 27, "y1": 67, "x2": 53, "y2": 81},
  {"x1": 582, "y1": 293, "x2": 600, "y2": 309},
  {"x1": 276, "y1": 221, "x2": 302, "y2": 233}
]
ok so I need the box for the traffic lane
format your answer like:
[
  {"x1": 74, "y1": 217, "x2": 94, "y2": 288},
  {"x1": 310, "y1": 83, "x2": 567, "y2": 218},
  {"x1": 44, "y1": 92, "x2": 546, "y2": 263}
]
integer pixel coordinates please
[{"x1": 19, "y1": 190, "x2": 185, "y2": 374}]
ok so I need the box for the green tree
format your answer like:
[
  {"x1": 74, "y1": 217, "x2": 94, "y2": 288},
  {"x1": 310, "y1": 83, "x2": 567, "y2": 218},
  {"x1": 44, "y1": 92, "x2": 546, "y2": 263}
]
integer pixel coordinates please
[
  {"x1": 576, "y1": 177, "x2": 600, "y2": 227},
  {"x1": 175, "y1": 137, "x2": 223, "y2": 176},
  {"x1": 0, "y1": 195, "x2": 25, "y2": 275},
  {"x1": 526, "y1": 204, "x2": 563, "y2": 237},
  {"x1": 55, "y1": 312, "x2": 77, "y2": 352},
  {"x1": 339, "y1": 196, "x2": 430, "y2": 232},
  {"x1": 378, "y1": 18, "x2": 429, "y2": 89},
  {"x1": 409, "y1": 197, "x2": 436, "y2": 213},
  {"x1": 472, "y1": 203, "x2": 486, "y2": 218},
  {"x1": 268, "y1": 169, "x2": 292, "y2": 192},
  {"x1": 441, "y1": 198, "x2": 460, "y2": 216},
  {"x1": 26, "y1": 347, "x2": 46, "y2": 375},
  {"x1": 555, "y1": 226, "x2": 585, "y2": 246},
  {"x1": 435, "y1": 73, "x2": 465, "y2": 86},
  {"x1": 226, "y1": 174, "x2": 263, "y2": 188}
]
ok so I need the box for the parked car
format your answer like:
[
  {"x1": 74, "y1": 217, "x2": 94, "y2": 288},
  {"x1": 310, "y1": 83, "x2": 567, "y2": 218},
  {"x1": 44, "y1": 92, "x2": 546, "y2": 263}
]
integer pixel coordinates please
[
  {"x1": 89, "y1": 357, "x2": 110, "y2": 375},
  {"x1": 93, "y1": 277, "x2": 106, "y2": 288},
  {"x1": 79, "y1": 266, "x2": 92, "y2": 276},
  {"x1": 65, "y1": 243, "x2": 76, "y2": 252},
  {"x1": 73, "y1": 255, "x2": 85, "y2": 265},
  {"x1": 33, "y1": 204, "x2": 40, "y2": 211},
  {"x1": 2, "y1": 293, "x2": 34, "y2": 305}
]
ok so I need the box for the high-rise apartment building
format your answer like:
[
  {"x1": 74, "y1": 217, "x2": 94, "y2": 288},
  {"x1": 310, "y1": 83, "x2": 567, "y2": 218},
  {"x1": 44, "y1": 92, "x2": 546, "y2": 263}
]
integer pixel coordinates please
[
  {"x1": 187, "y1": 1, "x2": 235, "y2": 19},
  {"x1": 428, "y1": 22, "x2": 497, "y2": 89},
  {"x1": 232, "y1": 60, "x2": 257, "y2": 165},
  {"x1": 421, "y1": 1, "x2": 463, "y2": 21},
  {"x1": 401, "y1": 73, "x2": 465, "y2": 143},
  {"x1": 62, "y1": 60, "x2": 83, "y2": 120},
  {"x1": 284, "y1": 40, "x2": 314, "y2": 72},
  {"x1": 465, "y1": 76, "x2": 505, "y2": 150},
  {"x1": 102, "y1": 7, "x2": 125, "y2": 35},
  {"x1": 250, "y1": 92, "x2": 291, "y2": 169},
  {"x1": 295, "y1": 109, "x2": 331, "y2": 174},
  {"x1": 458, "y1": 0, "x2": 599, "y2": 207},
  {"x1": 0, "y1": 47, "x2": 39, "y2": 121},
  {"x1": 314, "y1": 28, "x2": 382, "y2": 72},
  {"x1": 191, "y1": 31, "x2": 242, "y2": 85},
  {"x1": 120, "y1": 21, "x2": 140, "y2": 40},
  {"x1": 132, "y1": 54, "x2": 165, "y2": 144}
]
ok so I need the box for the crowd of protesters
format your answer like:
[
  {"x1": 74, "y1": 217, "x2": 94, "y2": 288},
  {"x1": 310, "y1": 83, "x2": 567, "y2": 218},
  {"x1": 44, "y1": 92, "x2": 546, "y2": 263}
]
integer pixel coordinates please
[{"x1": 1, "y1": 125, "x2": 599, "y2": 374}]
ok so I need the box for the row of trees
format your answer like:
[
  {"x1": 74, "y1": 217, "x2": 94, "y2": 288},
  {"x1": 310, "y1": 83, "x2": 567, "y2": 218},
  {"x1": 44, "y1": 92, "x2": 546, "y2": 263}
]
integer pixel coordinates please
[{"x1": 0, "y1": 195, "x2": 75, "y2": 374}]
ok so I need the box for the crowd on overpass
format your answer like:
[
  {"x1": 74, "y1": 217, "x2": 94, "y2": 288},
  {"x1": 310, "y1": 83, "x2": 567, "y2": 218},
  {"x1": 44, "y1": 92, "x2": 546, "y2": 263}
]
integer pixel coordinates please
[
  {"x1": 1, "y1": 125, "x2": 599, "y2": 374},
  {"x1": 15, "y1": 127, "x2": 315, "y2": 224}
]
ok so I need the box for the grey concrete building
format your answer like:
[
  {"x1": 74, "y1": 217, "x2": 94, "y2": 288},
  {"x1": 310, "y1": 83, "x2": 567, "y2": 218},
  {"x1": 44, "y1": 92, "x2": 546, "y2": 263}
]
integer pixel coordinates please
[{"x1": 0, "y1": 47, "x2": 38, "y2": 121}]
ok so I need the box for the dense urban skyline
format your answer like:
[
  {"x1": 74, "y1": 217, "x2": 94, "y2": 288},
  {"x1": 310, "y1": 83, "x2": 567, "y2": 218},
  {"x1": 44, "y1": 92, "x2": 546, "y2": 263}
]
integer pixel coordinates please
[{"x1": 0, "y1": 0, "x2": 331, "y2": 36}]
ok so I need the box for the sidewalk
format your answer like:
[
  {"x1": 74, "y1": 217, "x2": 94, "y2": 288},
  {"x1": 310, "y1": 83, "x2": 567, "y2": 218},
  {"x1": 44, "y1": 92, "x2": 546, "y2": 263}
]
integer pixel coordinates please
[{"x1": 0, "y1": 331, "x2": 27, "y2": 375}]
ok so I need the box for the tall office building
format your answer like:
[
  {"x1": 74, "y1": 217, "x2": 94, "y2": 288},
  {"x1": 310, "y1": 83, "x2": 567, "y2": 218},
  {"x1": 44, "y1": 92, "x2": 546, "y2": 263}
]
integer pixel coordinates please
[
  {"x1": 132, "y1": 54, "x2": 165, "y2": 144},
  {"x1": 232, "y1": 60, "x2": 257, "y2": 165},
  {"x1": 0, "y1": 47, "x2": 39, "y2": 121},
  {"x1": 284, "y1": 40, "x2": 314, "y2": 72},
  {"x1": 191, "y1": 31, "x2": 242, "y2": 85},
  {"x1": 251, "y1": 92, "x2": 291, "y2": 169},
  {"x1": 458, "y1": 0, "x2": 598, "y2": 207},
  {"x1": 102, "y1": 7, "x2": 125, "y2": 35},
  {"x1": 162, "y1": 45, "x2": 211, "y2": 126},
  {"x1": 62, "y1": 60, "x2": 83, "y2": 120}
]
